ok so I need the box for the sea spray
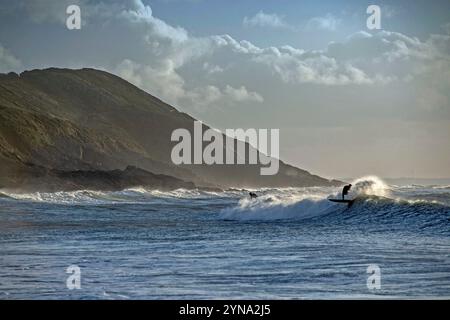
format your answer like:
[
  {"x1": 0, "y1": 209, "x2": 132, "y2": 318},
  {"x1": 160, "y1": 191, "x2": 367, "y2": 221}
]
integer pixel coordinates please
[{"x1": 350, "y1": 176, "x2": 390, "y2": 198}]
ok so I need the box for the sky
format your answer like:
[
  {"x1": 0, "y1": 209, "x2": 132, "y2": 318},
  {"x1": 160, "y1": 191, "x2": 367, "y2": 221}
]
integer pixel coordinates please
[{"x1": 0, "y1": 0, "x2": 449, "y2": 179}]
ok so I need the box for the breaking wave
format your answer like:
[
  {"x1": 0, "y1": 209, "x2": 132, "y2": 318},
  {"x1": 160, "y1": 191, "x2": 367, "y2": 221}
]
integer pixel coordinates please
[
  {"x1": 219, "y1": 177, "x2": 450, "y2": 234},
  {"x1": 0, "y1": 188, "x2": 233, "y2": 204},
  {"x1": 1, "y1": 176, "x2": 449, "y2": 234},
  {"x1": 220, "y1": 176, "x2": 391, "y2": 221}
]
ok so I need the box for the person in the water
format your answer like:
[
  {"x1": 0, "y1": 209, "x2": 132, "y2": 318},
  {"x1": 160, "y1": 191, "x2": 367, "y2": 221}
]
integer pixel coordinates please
[
  {"x1": 342, "y1": 184, "x2": 352, "y2": 200},
  {"x1": 249, "y1": 192, "x2": 258, "y2": 199}
]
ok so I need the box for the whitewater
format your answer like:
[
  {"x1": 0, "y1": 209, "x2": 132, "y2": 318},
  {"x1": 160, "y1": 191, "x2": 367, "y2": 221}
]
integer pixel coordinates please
[{"x1": 0, "y1": 177, "x2": 449, "y2": 299}]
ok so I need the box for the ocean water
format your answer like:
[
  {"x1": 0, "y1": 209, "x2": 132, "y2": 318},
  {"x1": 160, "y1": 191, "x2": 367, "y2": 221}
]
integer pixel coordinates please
[{"x1": 0, "y1": 176, "x2": 449, "y2": 299}]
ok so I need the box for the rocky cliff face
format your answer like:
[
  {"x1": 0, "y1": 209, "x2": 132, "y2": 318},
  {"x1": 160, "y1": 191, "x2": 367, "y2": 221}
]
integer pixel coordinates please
[{"x1": 0, "y1": 68, "x2": 341, "y2": 191}]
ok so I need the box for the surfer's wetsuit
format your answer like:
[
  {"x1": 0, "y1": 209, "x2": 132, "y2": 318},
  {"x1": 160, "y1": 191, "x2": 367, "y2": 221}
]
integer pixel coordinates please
[{"x1": 342, "y1": 184, "x2": 352, "y2": 200}]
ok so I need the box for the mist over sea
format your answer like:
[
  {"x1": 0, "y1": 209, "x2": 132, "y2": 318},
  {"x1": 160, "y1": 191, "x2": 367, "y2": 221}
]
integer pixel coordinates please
[{"x1": 1, "y1": 177, "x2": 449, "y2": 299}]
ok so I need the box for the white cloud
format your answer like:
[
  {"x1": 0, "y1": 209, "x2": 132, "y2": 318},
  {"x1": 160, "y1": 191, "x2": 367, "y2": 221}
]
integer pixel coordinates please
[
  {"x1": 252, "y1": 49, "x2": 381, "y2": 85},
  {"x1": 121, "y1": 0, "x2": 189, "y2": 43},
  {"x1": 24, "y1": 0, "x2": 73, "y2": 24},
  {"x1": 115, "y1": 59, "x2": 263, "y2": 110},
  {"x1": 442, "y1": 22, "x2": 450, "y2": 35},
  {"x1": 14, "y1": 0, "x2": 450, "y2": 111},
  {"x1": 306, "y1": 13, "x2": 341, "y2": 31},
  {"x1": 113, "y1": 4, "x2": 450, "y2": 94},
  {"x1": 203, "y1": 62, "x2": 224, "y2": 74},
  {"x1": 224, "y1": 85, "x2": 264, "y2": 103},
  {"x1": 382, "y1": 5, "x2": 397, "y2": 19},
  {"x1": 243, "y1": 11, "x2": 288, "y2": 29},
  {"x1": 0, "y1": 44, "x2": 21, "y2": 73}
]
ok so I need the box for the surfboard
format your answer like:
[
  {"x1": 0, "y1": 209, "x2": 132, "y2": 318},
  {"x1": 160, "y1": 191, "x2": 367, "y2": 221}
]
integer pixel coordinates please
[
  {"x1": 328, "y1": 199, "x2": 353, "y2": 203},
  {"x1": 328, "y1": 199, "x2": 355, "y2": 206}
]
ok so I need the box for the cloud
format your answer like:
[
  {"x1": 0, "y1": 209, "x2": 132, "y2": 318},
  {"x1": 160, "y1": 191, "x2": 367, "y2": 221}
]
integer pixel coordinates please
[
  {"x1": 204, "y1": 31, "x2": 404, "y2": 86},
  {"x1": 115, "y1": 58, "x2": 187, "y2": 106},
  {"x1": 306, "y1": 13, "x2": 341, "y2": 31},
  {"x1": 0, "y1": 44, "x2": 21, "y2": 73},
  {"x1": 23, "y1": 0, "x2": 73, "y2": 24},
  {"x1": 203, "y1": 62, "x2": 224, "y2": 74},
  {"x1": 243, "y1": 11, "x2": 288, "y2": 29},
  {"x1": 10, "y1": 0, "x2": 450, "y2": 112},
  {"x1": 251, "y1": 48, "x2": 383, "y2": 85},
  {"x1": 382, "y1": 5, "x2": 397, "y2": 19},
  {"x1": 442, "y1": 22, "x2": 450, "y2": 34},
  {"x1": 103, "y1": 3, "x2": 450, "y2": 98},
  {"x1": 252, "y1": 30, "x2": 449, "y2": 85},
  {"x1": 121, "y1": 0, "x2": 189, "y2": 43},
  {"x1": 115, "y1": 59, "x2": 263, "y2": 110},
  {"x1": 21, "y1": 0, "x2": 189, "y2": 40},
  {"x1": 224, "y1": 85, "x2": 264, "y2": 103}
]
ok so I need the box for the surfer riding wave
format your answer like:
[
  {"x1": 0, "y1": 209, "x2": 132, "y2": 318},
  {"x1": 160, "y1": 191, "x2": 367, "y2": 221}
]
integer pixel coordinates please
[{"x1": 342, "y1": 184, "x2": 352, "y2": 200}]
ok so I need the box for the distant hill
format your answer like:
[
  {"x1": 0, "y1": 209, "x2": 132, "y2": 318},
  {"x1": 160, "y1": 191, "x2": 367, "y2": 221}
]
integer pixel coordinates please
[{"x1": 0, "y1": 68, "x2": 341, "y2": 191}]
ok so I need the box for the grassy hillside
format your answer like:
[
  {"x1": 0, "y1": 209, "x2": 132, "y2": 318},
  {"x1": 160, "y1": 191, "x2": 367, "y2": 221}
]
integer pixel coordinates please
[{"x1": 0, "y1": 68, "x2": 341, "y2": 190}]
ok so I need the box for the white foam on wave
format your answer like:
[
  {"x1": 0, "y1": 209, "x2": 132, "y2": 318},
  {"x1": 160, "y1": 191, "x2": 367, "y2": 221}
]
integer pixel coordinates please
[
  {"x1": 2, "y1": 176, "x2": 442, "y2": 211},
  {"x1": 0, "y1": 189, "x2": 119, "y2": 204},
  {"x1": 349, "y1": 176, "x2": 390, "y2": 198},
  {"x1": 118, "y1": 187, "x2": 201, "y2": 198},
  {"x1": 432, "y1": 185, "x2": 450, "y2": 190},
  {"x1": 219, "y1": 176, "x2": 392, "y2": 221},
  {"x1": 0, "y1": 187, "x2": 240, "y2": 204},
  {"x1": 220, "y1": 192, "x2": 340, "y2": 221},
  {"x1": 146, "y1": 188, "x2": 218, "y2": 198}
]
